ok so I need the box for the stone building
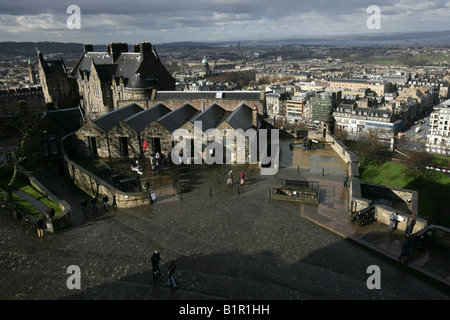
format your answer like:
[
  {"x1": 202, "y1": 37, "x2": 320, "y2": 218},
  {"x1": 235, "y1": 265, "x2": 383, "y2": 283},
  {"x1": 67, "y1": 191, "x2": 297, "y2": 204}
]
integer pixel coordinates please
[
  {"x1": 70, "y1": 42, "x2": 175, "y2": 118},
  {"x1": 74, "y1": 103, "x2": 144, "y2": 159},
  {"x1": 333, "y1": 101, "x2": 402, "y2": 135},
  {"x1": 73, "y1": 101, "x2": 264, "y2": 165},
  {"x1": 0, "y1": 86, "x2": 45, "y2": 119},
  {"x1": 38, "y1": 51, "x2": 78, "y2": 109}
]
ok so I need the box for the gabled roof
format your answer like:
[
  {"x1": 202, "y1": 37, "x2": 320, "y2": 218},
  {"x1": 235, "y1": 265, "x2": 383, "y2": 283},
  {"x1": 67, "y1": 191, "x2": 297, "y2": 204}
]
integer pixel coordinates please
[
  {"x1": 123, "y1": 103, "x2": 171, "y2": 133},
  {"x1": 92, "y1": 103, "x2": 143, "y2": 133},
  {"x1": 226, "y1": 103, "x2": 256, "y2": 131},
  {"x1": 48, "y1": 107, "x2": 84, "y2": 133},
  {"x1": 157, "y1": 103, "x2": 199, "y2": 133},
  {"x1": 191, "y1": 103, "x2": 228, "y2": 132},
  {"x1": 40, "y1": 58, "x2": 66, "y2": 76}
]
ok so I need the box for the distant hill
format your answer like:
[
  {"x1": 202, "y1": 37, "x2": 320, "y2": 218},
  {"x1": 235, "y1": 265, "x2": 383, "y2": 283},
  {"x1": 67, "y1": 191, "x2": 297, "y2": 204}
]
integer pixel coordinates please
[
  {"x1": 1, "y1": 30, "x2": 450, "y2": 58},
  {"x1": 0, "y1": 41, "x2": 86, "y2": 57}
]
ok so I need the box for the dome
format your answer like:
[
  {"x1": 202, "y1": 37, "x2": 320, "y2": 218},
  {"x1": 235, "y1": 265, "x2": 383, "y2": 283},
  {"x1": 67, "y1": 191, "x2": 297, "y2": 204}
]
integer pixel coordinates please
[{"x1": 202, "y1": 56, "x2": 208, "y2": 64}]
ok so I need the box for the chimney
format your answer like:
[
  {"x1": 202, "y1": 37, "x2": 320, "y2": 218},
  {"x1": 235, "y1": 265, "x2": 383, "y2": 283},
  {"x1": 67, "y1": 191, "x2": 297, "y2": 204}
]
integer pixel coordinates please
[
  {"x1": 135, "y1": 42, "x2": 153, "y2": 61},
  {"x1": 252, "y1": 107, "x2": 258, "y2": 128},
  {"x1": 83, "y1": 43, "x2": 94, "y2": 54},
  {"x1": 106, "y1": 42, "x2": 128, "y2": 62}
]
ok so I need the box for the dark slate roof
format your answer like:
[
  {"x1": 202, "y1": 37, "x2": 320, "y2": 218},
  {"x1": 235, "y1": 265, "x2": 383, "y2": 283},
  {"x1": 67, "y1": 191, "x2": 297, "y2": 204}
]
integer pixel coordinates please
[
  {"x1": 48, "y1": 107, "x2": 84, "y2": 133},
  {"x1": 157, "y1": 103, "x2": 200, "y2": 133},
  {"x1": 123, "y1": 103, "x2": 171, "y2": 133},
  {"x1": 190, "y1": 103, "x2": 228, "y2": 131},
  {"x1": 226, "y1": 103, "x2": 255, "y2": 131},
  {"x1": 153, "y1": 91, "x2": 262, "y2": 101},
  {"x1": 71, "y1": 52, "x2": 159, "y2": 90},
  {"x1": 95, "y1": 64, "x2": 118, "y2": 83},
  {"x1": 71, "y1": 52, "x2": 113, "y2": 76},
  {"x1": 41, "y1": 58, "x2": 66, "y2": 76},
  {"x1": 92, "y1": 103, "x2": 144, "y2": 133}
]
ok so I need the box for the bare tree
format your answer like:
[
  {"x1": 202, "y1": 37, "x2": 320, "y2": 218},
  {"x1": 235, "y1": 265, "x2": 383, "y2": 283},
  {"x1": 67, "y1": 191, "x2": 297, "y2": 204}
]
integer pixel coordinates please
[
  {"x1": 5, "y1": 101, "x2": 46, "y2": 200},
  {"x1": 402, "y1": 150, "x2": 436, "y2": 181}
]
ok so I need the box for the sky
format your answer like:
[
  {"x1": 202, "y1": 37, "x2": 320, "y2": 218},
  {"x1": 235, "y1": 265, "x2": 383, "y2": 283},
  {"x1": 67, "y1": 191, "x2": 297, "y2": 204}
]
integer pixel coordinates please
[{"x1": 1, "y1": 0, "x2": 450, "y2": 45}]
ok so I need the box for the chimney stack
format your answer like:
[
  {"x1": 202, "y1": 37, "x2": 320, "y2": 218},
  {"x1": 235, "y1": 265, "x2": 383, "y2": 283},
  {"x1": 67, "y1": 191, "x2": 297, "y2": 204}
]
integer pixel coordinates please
[
  {"x1": 134, "y1": 42, "x2": 153, "y2": 61},
  {"x1": 83, "y1": 43, "x2": 94, "y2": 54},
  {"x1": 252, "y1": 107, "x2": 258, "y2": 128},
  {"x1": 106, "y1": 42, "x2": 128, "y2": 62}
]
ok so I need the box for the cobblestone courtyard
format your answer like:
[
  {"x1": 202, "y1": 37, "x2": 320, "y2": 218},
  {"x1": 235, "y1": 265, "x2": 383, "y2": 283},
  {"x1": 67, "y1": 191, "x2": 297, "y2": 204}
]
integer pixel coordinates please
[{"x1": 1, "y1": 139, "x2": 449, "y2": 300}]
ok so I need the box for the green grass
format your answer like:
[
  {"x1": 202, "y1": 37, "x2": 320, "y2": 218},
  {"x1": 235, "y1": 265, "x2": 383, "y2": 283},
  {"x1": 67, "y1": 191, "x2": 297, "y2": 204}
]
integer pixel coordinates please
[
  {"x1": 360, "y1": 159, "x2": 450, "y2": 227},
  {"x1": 0, "y1": 168, "x2": 62, "y2": 217}
]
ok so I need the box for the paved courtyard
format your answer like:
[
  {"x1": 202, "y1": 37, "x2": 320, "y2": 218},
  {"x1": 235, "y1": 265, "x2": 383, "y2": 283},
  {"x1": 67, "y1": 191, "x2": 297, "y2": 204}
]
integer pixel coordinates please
[{"x1": 1, "y1": 138, "x2": 449, "y2": 301}]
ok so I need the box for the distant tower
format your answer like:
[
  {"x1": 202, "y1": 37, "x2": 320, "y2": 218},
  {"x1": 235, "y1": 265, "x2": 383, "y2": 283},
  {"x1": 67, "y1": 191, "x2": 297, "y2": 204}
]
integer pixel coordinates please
[
  {"x1": 28, "y1": 58, "x2": 37, "y2": 84},
  {"x1": 201, "y1": 55, "x2": 210, "y2": 76}
]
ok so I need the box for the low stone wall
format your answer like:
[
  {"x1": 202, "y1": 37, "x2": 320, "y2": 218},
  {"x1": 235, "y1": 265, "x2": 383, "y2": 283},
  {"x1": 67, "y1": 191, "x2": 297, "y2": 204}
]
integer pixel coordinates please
[
  {"x1": 375, "y1": 205, "x2": 427, "y2": 232},
  {"x1": 62, "y1": 133, "x2": 151, "y2": 208},
  {"x1": 361, "y1": 182, "x2": 418, "y2": 215},
  {"x1": 19, "y1": 169, "x2": 72, "y2": 233},
  {"x1": 322, "y1": 132, "x2": 428, "y2": 233}
]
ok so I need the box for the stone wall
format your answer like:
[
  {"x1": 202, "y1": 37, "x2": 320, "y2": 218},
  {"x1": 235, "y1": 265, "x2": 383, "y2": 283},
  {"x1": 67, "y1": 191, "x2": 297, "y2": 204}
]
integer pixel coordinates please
[
  {"x1": 375, "y1": 205, "x2": 427, "y2": 231},
  {"x1": 62, "y1": 133, "x2": 151, "y2": 208},
  {"x1": 321, "y1": 132, "x2": 428, "y2": 233}
]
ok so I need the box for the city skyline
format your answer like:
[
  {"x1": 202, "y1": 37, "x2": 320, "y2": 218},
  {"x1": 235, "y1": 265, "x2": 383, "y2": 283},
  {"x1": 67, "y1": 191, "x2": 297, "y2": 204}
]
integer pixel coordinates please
[{"x1": 1, "y1": 0, "x2": 450, "y2": 45}]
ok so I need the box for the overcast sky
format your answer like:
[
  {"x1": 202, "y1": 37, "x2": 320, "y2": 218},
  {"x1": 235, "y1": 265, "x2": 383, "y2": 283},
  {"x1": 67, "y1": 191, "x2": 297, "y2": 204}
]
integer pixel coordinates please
[{"x1": 1, "y1": 0, "x2": 450, "y2": 44}]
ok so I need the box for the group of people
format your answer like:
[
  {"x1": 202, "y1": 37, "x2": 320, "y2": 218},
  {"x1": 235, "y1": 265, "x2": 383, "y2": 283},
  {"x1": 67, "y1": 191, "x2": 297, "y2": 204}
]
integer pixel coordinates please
[
  {"x1": 150, "y1": 152, "x2": 167, "y2": 176},
  {"x1": 81, "y1": 193, "x2": 112, "y2": 214},
  {"x1": 226, "y1": 170, "x2": 246, "y2": 188},
  {"x1": 151, "y1": 250, "x2": 178, "y2": 288}
]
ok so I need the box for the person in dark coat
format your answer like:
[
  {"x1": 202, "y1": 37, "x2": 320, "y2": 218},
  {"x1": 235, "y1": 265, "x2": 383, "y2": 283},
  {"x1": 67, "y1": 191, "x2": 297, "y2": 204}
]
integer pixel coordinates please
[
  {"x1": 398, "y1": 235, "x2": 413, "y2": 263},
  {"x1": 405, "y1": 214, "x2": 416, "y2": 235},
  {"x1": 151, "y1": 250, "x2": 161, "y2": 278},
  {"x1": 36, "y1": 216, "x2": 44, "y2": 238},
  {"x1": 102, "y1": 194, "x2": 109, "y2": 211},
  {"x1": 167, "y1": 260, "x2": 178, "y2": 288}
]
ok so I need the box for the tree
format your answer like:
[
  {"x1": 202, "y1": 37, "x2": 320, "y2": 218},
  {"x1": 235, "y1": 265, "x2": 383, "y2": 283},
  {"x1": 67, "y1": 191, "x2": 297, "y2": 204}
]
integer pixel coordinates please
[
  {"x1": 5, "y1": 101, "x2": 46, "y2": 200},
  {"x1": 402, "y1": 151, "x2": 436, "y2": 181}
]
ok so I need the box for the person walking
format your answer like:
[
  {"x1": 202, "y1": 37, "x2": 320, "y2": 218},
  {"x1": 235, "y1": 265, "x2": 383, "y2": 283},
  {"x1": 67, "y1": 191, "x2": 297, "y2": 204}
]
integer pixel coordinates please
[
  {"x1": 405, "y1": 214, "x2": 416, "y2": 235},
  {"x1": 151, "y1": 250, "x2": 161, "y2": 278},
  {"x1": 389, "y1": 213, "x2": 398, "y2": 232},
  {"x1": 36, "y1": 215, "x2": 44, "y2": 238},
  {"x1": 398, "y1": 234, "x2": 413, "y2": 263},
  {"x1": 227, "y1": 170, "x2": 233, "y2": 188},
  {"x1": 102, "y1": 194, "x2": 109, "y2": 211},
  {"x1": 167, "y1": 260, "x2": 178, "y2": 288},
  {"x1": 240, "y1": 171, "x2": 245, "y2": 185}
]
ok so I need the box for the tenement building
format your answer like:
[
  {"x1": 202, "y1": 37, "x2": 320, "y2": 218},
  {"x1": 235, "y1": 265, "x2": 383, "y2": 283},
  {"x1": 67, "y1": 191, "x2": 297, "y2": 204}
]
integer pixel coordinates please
[
  {"x1": 426, "y1": 98, "x2": 450, "y2": 156},
  {"x1": 333, "y1": 100, "x2": 402, "y2": 135}
]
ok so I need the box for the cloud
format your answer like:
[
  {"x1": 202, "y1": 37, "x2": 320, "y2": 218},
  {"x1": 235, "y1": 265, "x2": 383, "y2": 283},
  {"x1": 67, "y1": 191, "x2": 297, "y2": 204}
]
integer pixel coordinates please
[{"x1": 0, "y1": 0, "x2": 449, "y2": 43}]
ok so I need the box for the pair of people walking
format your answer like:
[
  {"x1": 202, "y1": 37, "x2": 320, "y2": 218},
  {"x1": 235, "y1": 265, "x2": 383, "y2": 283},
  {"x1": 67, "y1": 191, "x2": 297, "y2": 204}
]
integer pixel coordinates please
[
  {"x1": 87, "y1": 194, "x2": 109, "y2": 213},
  {"x1": 151, "y1": 250, "x2": 177, "y2": 288}
]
